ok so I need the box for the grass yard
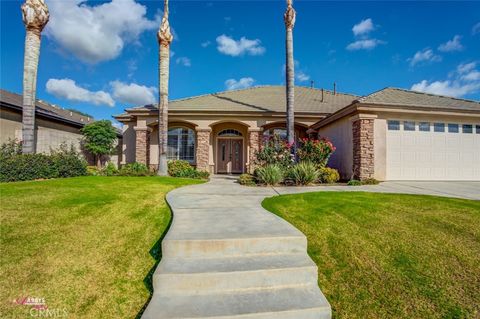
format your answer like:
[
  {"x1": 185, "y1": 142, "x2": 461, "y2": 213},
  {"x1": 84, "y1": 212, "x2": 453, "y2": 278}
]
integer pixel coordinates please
[
  {"x1": 0, "y1": 176, "x2": 202, "y2": 319},
  {"x1": 263, "y1": 192, "x2": 480, "y2": 319}
]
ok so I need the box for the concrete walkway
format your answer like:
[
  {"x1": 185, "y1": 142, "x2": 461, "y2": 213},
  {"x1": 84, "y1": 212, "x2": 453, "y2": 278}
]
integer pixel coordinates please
[
  {"x1": 142, "y1": 176, "x2": 478, "y2": 318},
  {"x1": 273, "y1": 181, "x2": 480, "y2": 201},
  {"x1": 142, "y1": 175, "x2": 331, "y2": 319}
]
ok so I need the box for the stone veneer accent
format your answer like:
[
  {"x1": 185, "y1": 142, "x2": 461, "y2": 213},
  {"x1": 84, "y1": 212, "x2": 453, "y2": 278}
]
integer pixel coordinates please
[
  {"x1": 196, "y1": 129, "x2": 211, "y2": 171},
  {"x1": 248, "y1": 130, "x2": 262, "y2": 173},
  {"x1": 134, "y1": 127, "x2": 150, "y2": 165},
  {"x1": 352, "y1": 116, "x2": 375, "y2": 180}
]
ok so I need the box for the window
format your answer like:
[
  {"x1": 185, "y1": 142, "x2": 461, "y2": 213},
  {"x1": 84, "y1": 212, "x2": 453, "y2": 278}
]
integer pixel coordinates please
[
  {"x1": 448, "y1": 123, "x2": 459, "y2": 133},
  {"x1": 419, "y1": 122, "x2": 430, "y2": 132},
  {"x1": 404, "y1": 121, "x2": 415, "y2": 131},
  {"x1": 167, "y1": 127, "x2": 195, "y2": 162},
  {"x1": 462, "y1": 124, "x2": 473, "y2": 134},
  {"x1": 218, "y1": 129, "x2": 242, "y2": 137},
  {"x1": 434, "y1": 123, "x2": 445, "y2": 132},
  {"x1": 387, "y1": 120, "x2": 400, "y2": 131},
  {"x1": 263, "y1": 128, "x2": 288, "y2": 140},
  {"x1": 476, "y1": 125, "x2": 480, "y2": 134}
]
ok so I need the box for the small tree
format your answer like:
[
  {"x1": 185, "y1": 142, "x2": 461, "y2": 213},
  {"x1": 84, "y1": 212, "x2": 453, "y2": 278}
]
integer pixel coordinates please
[{"x1": 81, "y1": 120, "x2": 117, "y2": 168}]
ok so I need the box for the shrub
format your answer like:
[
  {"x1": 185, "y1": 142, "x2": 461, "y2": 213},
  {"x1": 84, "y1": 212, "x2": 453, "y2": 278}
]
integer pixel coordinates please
[
  {"x1": 168, "y1": 160, "x2": 195, "y2": 177},
  {"x1": 238, "y1": 174, "x2": 256, "y2": 186},
  {"x1": 87, "y1": 166, "x2": 100, "y2": 176},
  {"x1": 167, "y1": 160, "x2": 210, "y2": 179},
  {"x1": 297, "y1": 137, "x2": 336, "y2": 168},
  {"x1": 50, "y1": 144, "x2": 88, "y2": 177},
  {"x1": 255, "y1": 164, "x2": 284, "y2": 186},
  {"x1": 255, "y1": 135, "x2": 294, "y2": 169},
  {"x1": 102, "y1": 162, "x2": 119, "y2": 176},
  {"x1": 347, "y1": 179, "x2": 362, "y2": 186},
  {"x1": 362, "y1": 178, "x2": 380, "y2": 185},
  {"x1": 118, "y1": 162, "x2": 151, "y2": 176},
  {"x1": 289, "y1": 161, "x2": 319, "y2": 186},
  {"x1": 318, "y1": 167, "x2": 340, "y2": 184},
  {"x1": 0, "y1": 141, "x2": 87, "y2": 182}
]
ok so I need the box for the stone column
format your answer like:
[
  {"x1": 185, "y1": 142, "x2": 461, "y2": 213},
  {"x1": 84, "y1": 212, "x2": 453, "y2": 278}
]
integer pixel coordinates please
[
  {"x1": 195, "y1": 128, "x2": 211, "y2": 172},
  {"x1": 351, "y1": 114, "x2": 376, "y2": 180},
  {"x1": 134, "y1": 126, "x2": 151, "y2": 165},
  {"x1": 247, "y1": 128, "x2": 263, "y2": 174}
]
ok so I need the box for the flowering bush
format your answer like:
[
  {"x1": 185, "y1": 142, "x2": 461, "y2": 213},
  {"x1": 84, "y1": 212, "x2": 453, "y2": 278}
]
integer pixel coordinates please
[
  {"x1": 255, "y1": 134, "x2": 294, "y2": 169},
  {"x1": 297, "y1": 137, "x2": 336, "y2": 168}
]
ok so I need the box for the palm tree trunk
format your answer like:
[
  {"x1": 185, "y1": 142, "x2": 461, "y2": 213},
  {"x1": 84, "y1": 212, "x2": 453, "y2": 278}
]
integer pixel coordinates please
[
  {"x1": 21, "y1": 0, "x2": 49, "y2": 154},
  {"x1": 285, "y1": 28, "x2": 295, "y2": 146},
  {"x1": 157, "y1": 0, "x2": 173, "y2": 176},
  {"x1": 284, "y1": 0, "x2": 296, "y2": 148},
  {"x1": 22, "y1": 28, "x2": 41, "y2": 154},
  {"x1": 158, "y1": 44, "x2": 170, "y2": 175}
]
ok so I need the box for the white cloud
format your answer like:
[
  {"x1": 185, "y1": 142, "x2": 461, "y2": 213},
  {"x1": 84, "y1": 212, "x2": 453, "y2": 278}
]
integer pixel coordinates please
[
  {"x1": 408, "y1": 48, "x2": 442, "y2": 67},
  {"x1": 457, "y1": 62, "x2": 480, "y2": 81},
  {"x1": 201, "y1": 41, "x2": 211, "y2": 48},
  {"x1": 352, "y1": 18, "x2": 374, "y2": 36},
  {"x1": 46, "y1": 78, "x2": 115, "y2": 107},
  {"x1": 438, "y1": 35, "x2": 464, "y2": 52},
  {"x1": 457, "y1": 62, "x2": 476, "y2": 74},
  {"x1": 176, "y1": 57, "x2": 191, "y2": 67},
  {"x1": 411, "y1": 80, "x2": 480, "y2": 98},
  {"x1": 225, "y1": 77, "x2": 255, "y2": 90},
  {"x1": 346, "y1": 39, "x2": 385, "y2": 51},
  {"x1": 472, "y1": 22, "x2": 480, "y2": 35},
  {"x1": 411, "y1": 62, "x2": 480, "y2": 98},
  {"x1": 216, "y1": 35, "x2": 265, "y2": 57},
  {"x1": 296, "y1": 71, "x2": 310, "y2": 82},
  {"x1": 110, "y1": 81, "x2": 156, "y2": 105},
  {"x1": 45, "y1": 0, "x2": 158, "y2": 64}
]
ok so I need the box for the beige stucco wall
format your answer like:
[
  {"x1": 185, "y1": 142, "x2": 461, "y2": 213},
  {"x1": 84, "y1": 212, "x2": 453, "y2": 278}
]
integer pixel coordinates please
[
  {"x1": 1, "y1": 108, "x2": 122, "y2": 166},
  {"x1": 317, "y1": 116, "x2": 353, "y2": 180}
]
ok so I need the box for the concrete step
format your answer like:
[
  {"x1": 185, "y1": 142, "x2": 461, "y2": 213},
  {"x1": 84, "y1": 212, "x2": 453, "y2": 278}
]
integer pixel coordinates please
[
  {"x1": 162, "y1": 235, "x2": 307, "y2": 258},
  {"x1": 153, "y1": 253, "x2": 318, "y2": 294},
  {"x1": 142, "y1": 286, "x2": 331, "y2": 319}
]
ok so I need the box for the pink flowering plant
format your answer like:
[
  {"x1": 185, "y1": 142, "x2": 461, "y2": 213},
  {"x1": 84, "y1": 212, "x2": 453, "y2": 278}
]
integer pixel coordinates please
[
  {"x1": 297, "y1": 137, "x2": 336, "y2": 168},
  {"x1": 255, "y1": 134, "x2": 295, "y2": 169}
]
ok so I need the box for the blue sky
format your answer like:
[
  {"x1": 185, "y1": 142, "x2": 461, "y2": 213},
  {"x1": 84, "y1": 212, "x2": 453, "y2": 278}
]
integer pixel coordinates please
[{"x1": 1, "y1": 0, "x2": 479, "y2": 124}]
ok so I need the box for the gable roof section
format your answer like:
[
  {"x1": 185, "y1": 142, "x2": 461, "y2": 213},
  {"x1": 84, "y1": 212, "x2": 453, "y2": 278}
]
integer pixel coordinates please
[
  {"x1": 357, "y1": 87, "x2": 480, "y2": 111},
  {"x1": 0, "y1": 89, "x2": 94, "y2": 127},
  {"x1": 123, "y1": 85, "x2": 359, "y2": 115}
]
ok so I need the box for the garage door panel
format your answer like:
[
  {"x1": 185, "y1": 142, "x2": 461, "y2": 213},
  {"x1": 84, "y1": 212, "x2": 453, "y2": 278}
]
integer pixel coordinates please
[{"x1": 386, "y1": 120, "x2": 480, "y2": 181}]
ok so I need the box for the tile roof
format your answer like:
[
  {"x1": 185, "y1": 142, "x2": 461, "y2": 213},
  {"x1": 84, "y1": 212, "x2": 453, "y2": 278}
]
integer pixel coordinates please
[
  {"x1": 125, "y1": 85, "x2": 359, "y2": 114},
  {"x1": 358, "y1": 87, "x2": 480, "y2": 111},
  {"x1": 0, "y1": 89, "x2": 94, "y2": 126}
]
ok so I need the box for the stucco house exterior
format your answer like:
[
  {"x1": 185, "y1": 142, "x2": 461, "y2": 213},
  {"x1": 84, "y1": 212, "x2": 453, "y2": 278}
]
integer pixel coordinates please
[
  {"x1": 115, "y1": 85, "x2": 480, "y2": 181},
  {"x1": 0, "y1": 89, "x2": 122, "y2": 165}
]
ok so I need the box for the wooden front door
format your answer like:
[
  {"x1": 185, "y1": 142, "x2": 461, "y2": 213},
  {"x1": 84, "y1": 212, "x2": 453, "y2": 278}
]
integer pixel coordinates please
[{"x1": 217, "y1": 139, "x2": 243, "y2": 174}]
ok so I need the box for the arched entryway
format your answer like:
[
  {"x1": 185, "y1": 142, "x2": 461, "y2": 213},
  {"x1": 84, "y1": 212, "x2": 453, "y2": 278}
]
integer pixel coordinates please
[{"x1": 211, "y1": 122, "x2": 249, "y2": 174}]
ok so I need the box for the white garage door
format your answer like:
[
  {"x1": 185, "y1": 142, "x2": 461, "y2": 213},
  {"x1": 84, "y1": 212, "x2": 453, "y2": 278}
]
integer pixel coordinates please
[{"x1": 386, "y1": 120, "x2": 480, "y2": 181}]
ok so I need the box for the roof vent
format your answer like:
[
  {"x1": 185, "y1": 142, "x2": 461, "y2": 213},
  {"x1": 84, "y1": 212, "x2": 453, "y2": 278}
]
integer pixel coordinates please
[
  {"x1": 80, "y1": 118, "x2": 84, "y2": 122},
  {"x1": 70, "y1": 112, "x2": 73, "y2": 116}
]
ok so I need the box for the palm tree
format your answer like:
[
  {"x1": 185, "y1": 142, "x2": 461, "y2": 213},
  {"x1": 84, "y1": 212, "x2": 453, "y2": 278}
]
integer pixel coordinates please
[
  {"x1": 21, "y1": 0, "x2": 49, "y2": 154},
  {"x1": 157, "y1": 0, "x2": 173, "y2": 175},
  {"x1": 284, "y1": 0, "x2": 296, "y2": 148}
]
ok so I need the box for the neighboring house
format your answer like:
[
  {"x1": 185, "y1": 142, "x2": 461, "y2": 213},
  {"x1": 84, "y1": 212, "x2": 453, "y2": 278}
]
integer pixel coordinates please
[
  {"x1": 0, "y1": 89, "x2": 122, "y2": 166},
  {"x1": 115, "y1": 85, "x2": 480, "y2": 181}
]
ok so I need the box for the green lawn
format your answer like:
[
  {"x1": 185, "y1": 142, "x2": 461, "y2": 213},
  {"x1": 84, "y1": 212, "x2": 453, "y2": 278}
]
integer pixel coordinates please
[
  {"x1": 0, "y1": 176, "x2": 202, "y2": 319},
  {"x1": 263, "y1": 192, "x2": 480, "y2": 319}
]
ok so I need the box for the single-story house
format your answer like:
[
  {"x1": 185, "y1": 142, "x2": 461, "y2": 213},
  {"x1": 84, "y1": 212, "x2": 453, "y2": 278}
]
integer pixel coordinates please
[
  {"x1": 0, "y1": 89, "x2": 122, "y2": 166},
  {"x1": 114, "y1": 85, "x2": 480, "y2": 181}
]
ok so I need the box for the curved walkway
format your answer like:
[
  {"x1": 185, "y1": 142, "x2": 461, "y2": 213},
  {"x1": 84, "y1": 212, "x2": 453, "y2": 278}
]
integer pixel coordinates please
[
  {"x1": 142, "y1": 175, "x2": 331, "y2": 319},
  {"x1": 142, "y1": 176, "x2": 478, "y2": 319}
]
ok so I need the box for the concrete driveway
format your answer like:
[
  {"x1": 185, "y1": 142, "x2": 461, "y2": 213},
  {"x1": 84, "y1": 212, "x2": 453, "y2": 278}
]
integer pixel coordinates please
[{"x1": 273, "y1": 181, "x2": 480, "y2": 201}]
